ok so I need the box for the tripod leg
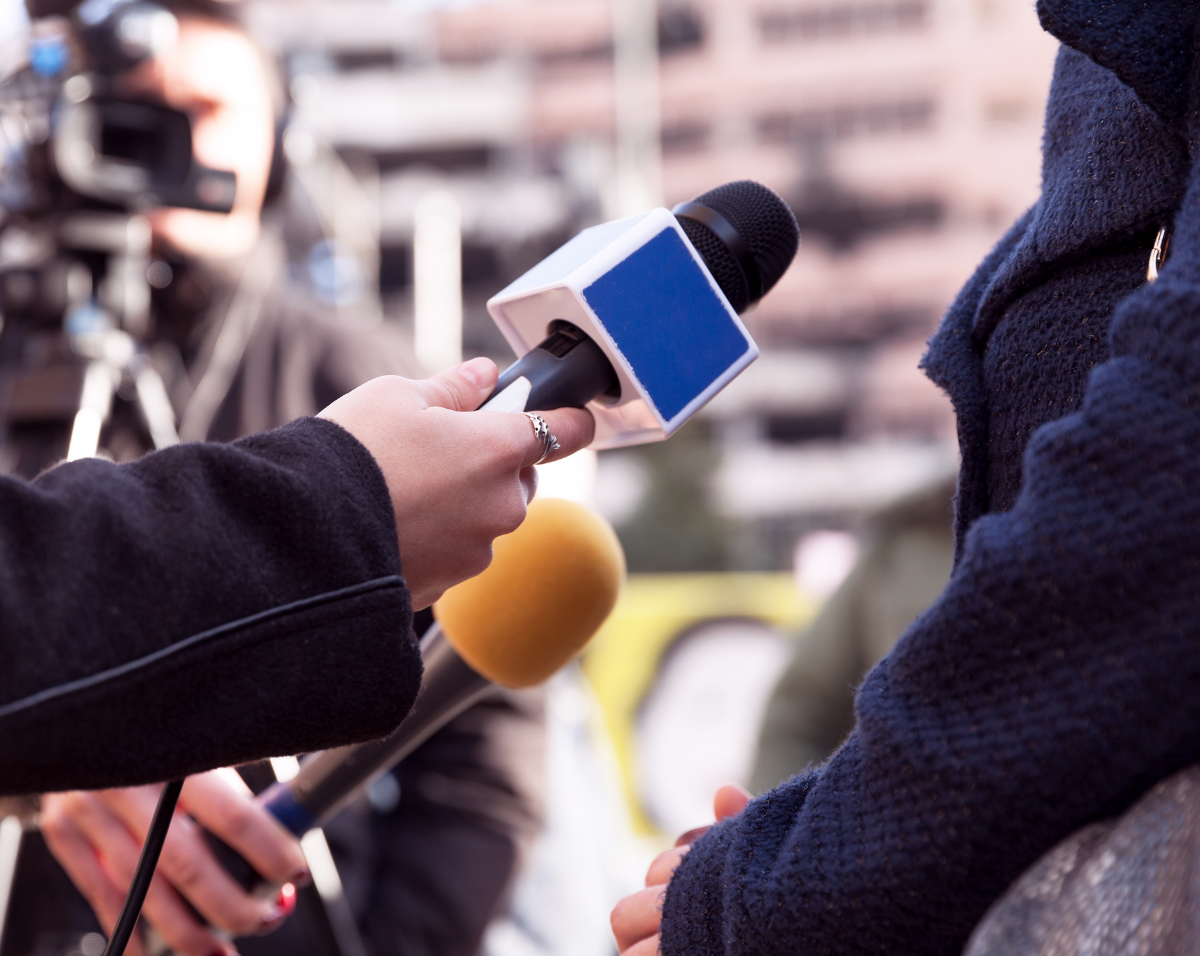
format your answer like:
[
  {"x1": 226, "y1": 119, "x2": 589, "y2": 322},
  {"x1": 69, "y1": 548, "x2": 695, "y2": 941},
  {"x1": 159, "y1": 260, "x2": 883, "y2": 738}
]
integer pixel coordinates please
[
  {"x1": 66, "y1": 362, "x2": 118, "y2": 462},
  {"x1": 0, "y1": 816, "x2": 23, "y2": 951},
  {"x1": 131, "y1": 357, "x2": 179, "y2": 450},
  {"x1": 299, "y1": 829, "x2": 368, "y2": 956}
]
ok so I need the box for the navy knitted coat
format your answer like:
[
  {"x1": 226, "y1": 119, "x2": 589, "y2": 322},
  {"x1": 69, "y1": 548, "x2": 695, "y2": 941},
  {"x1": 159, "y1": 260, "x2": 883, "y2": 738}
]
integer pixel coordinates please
[{"x1": 659, "y1": 3, "x2": 1200, "y2": 954}]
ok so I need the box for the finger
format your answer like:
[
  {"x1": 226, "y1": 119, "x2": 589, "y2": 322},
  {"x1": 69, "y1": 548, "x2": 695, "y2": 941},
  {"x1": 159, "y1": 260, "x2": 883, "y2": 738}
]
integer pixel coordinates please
[
  {"x1": 674, "y1": 825, "x2": 710, "y2": 848},
  {"x1": 98, "y1": 786, "x2": 281, "y2": 937},
  {"x1": 645, "y1": 846, "x2": 689, "y2": 886},
  {"x1": 414, "y1": 357, "x2": 498, "y2": 411},
  {"x1": 527, "y1": 407, "x2": 595, "y2": 464},
  {"x1": 622, "y1": 935, "x2": 662, "y2": 956},
  {"x1": 611, "y1": 885, "x2": 667, "y2": 952},
  {"x1": 42, "y1": 797, "x2": 144, "y2": 956},
  {"x1": 180, "y1": 770, "x2": 308, "y2": 885},
  {"x1": 521, "y1": 464, "x2": 538, "y2": 504},
  {"x1": 135, "y1": 883, "x2": 238, "y2": 956},
  {"x1": 60, "y1": 791, "x2": 233, "y2": 956},
  {"x1": 714, "y1": 782, "x2": 753, "y2": 821}
]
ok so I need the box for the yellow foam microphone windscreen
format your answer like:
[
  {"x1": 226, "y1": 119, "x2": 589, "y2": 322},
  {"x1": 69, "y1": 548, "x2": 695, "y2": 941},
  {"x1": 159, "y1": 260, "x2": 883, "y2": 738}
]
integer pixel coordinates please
[{"x1": 433, "y1": 497, "x2": 626, "y2": 688}]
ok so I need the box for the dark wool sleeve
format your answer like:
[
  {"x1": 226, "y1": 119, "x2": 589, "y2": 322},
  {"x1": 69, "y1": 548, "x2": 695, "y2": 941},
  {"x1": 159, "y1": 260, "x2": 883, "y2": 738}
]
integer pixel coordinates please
[
  {"x1": 660, "y1": 168, "x2": 1200, "y2": 955},
  {"x1": 0, "y1": 416, "x2": 421, "y2": 795}
]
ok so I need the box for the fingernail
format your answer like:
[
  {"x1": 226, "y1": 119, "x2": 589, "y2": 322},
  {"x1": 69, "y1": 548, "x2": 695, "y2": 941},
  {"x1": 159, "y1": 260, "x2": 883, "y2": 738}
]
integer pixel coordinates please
[
  {"x1": 278, "y1": 883, "x2": 297, "y2": 915},
  {"x1": 260, "y1": 905, "x2": 286, "y2": 931},
  {"x1": 260, "y1": 884, "x2": 297, "y2": 930},
  {"x1": 291, "y1": 867, "x2": 311, "y2": 887},
  {"x1": 675, "y1": 826, "x2": 710, "y2": 847},
  {"x1": 456, "y1": 357, "x2": 496, "y2": 389}
]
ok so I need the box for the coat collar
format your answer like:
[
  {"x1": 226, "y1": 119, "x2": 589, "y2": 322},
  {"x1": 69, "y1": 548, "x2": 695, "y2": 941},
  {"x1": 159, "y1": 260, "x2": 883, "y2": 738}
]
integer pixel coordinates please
[
  {"x1": 1036, "y1": 0, "x2": 1200, "y2": 126},
  {"x1": 969, "y1": 46, "x2": 1189, "y2": 345}
]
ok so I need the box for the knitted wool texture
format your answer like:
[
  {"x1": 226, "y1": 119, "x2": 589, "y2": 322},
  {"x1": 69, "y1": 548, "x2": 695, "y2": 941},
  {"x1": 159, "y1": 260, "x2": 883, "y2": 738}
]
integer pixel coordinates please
[{"x1": 659, "y1": 5, "x2": 1200, "y2": 955}]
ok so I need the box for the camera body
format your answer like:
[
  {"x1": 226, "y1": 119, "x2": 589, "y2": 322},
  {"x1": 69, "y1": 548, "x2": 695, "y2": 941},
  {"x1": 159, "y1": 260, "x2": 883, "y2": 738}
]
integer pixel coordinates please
[{"x1": 0, "y1": 0, "x2": 236, "y2": 474}]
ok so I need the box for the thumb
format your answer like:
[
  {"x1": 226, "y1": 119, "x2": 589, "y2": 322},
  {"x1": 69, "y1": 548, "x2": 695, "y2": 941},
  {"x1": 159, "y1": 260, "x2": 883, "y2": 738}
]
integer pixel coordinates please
[
  {"x1": 713, "y1": 783, "x2": 752, "y2": 821},
  {"x1": 416, "y1": 357, "x2": 499, "y2": 411}
]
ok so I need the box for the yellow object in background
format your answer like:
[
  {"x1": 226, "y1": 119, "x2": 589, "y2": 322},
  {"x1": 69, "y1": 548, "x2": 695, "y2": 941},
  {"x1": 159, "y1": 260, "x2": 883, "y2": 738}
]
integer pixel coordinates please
[{"x1": 581, "y1": 573, "x2": 815, "y2": 835}]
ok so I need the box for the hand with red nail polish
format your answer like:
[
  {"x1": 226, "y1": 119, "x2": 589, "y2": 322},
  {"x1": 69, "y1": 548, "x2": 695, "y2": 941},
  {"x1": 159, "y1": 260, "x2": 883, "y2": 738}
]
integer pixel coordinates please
[
  {"x1": 259, "y1": 883, "x2": 297, "y2": 932},
  {"x1": 42, "y1": 769, "x2": 309, "y2": 956}
]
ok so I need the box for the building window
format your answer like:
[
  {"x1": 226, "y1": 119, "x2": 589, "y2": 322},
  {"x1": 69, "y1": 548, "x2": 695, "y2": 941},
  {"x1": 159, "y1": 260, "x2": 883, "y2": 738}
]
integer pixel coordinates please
[
  {"x1": 758, "y1": 97, "x2": 934, "y2": 145},
  {"x1": 757, "y1": 0, "x2": 929, "y2": 43},
  {"x1": 658, "y1": 4, "x2": 706, "y2": 55},
  {"x1": 661, "y1": 121, "x2": 710, "y2": 154}
]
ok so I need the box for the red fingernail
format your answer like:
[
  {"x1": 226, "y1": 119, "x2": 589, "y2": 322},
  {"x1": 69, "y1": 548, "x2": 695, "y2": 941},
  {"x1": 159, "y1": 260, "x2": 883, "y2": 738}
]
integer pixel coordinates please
[{"x1": 261, "y1": 883, "x2": 297, "y2": 930}]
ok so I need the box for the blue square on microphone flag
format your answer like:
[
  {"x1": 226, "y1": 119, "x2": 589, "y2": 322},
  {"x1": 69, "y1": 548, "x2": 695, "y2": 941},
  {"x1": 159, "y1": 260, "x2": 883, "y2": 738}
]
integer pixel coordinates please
[{"x1": 582, "y1": 228, "x2": 750, "y2": 422}]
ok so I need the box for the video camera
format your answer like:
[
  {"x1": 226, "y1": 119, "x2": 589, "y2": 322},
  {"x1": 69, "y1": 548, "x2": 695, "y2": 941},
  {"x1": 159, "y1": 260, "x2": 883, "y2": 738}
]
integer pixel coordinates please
[{"x1": 0, "y1": 0, "x2": 237, "y2": 475}]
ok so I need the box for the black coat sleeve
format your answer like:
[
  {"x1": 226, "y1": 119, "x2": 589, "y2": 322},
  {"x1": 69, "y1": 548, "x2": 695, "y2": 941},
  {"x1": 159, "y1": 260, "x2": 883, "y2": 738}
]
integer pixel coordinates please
[{"x1": 0, "y1": 416, "x2": 421, "y2": 795}]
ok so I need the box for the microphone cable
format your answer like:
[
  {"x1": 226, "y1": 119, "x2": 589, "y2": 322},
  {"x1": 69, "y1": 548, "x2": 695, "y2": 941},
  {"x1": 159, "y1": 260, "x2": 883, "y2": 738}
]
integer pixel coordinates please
[{"x1": 101, "y1": 778, "x2": 185, "y2": 956}]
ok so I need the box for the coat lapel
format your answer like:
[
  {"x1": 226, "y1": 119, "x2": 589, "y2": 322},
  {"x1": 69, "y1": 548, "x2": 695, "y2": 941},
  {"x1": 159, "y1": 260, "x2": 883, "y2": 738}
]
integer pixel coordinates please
[
  {"x1": 924, "y1": 39, "x2": 1191, "y2": 558},
  {"x1": 1036, "y1": 0, "x2": 1199, "y2": 125}
]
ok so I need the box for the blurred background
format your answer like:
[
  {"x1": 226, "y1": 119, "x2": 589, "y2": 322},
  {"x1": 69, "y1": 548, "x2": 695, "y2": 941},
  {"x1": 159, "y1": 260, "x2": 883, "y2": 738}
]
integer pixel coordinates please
[
  {"x1": 243, "y1": 0, "x2": 1056, "y2": 573},
  {"x1": 0, "y1": 0, "x2": 1057, "y2": 953}
]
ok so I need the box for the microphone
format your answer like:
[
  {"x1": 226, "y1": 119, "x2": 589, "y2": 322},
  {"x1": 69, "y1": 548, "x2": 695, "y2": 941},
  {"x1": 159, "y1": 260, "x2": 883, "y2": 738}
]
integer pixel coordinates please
[
  {"x1": 258, "y1": 497, "x2": 626, "y2": 835},
  {"x1": 202, "y1": 182, "x2": 794, "y2": 886},
  {"x1": 481, "y1": 180, "x2": 800, "y2": 447}
]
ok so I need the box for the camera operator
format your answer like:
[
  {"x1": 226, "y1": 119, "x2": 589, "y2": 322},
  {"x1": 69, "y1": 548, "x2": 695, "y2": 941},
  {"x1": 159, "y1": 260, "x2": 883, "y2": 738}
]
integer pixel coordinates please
[{"x1": 0, "y1": 3, "x2": 579, "y2": 954}]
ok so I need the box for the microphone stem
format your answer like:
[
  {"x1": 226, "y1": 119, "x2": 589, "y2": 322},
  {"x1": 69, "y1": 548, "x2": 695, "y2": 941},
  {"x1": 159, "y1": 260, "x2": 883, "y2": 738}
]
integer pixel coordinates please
[
  {"x1": 478, "y1": 322, "x2": 619, "y2": 414},
  {"x1": 264, "y1": 624, "x2": 495, "y2": 833}
]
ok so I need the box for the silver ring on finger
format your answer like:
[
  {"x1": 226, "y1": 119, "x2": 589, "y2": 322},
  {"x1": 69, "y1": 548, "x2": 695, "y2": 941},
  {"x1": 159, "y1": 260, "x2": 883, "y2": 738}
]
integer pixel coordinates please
[{"x1": 524, "y1": 412, "x2": 561, "y2": 464}]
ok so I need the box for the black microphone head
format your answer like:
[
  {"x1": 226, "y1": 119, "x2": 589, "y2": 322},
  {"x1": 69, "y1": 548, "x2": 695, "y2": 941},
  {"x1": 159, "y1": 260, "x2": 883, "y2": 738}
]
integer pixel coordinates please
[{"x1": 674, "y1": 180, "x2": 800, "y2": 313}]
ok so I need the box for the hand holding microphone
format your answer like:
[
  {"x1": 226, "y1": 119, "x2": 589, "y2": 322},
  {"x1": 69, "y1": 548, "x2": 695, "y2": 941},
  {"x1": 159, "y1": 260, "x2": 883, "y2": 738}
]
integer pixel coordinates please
[
  {"x1": 42, "y1": 496, "x2": 626, "y2": 954},
  {"x1": 319, "y1": 358, "x2": 595, "y2": 609},
  {"x1": 263, "y1": 495, "x2": 626, "y2": 832},
  {"x1": 318, "y1": 178, "x2": 798, "y2": 605},
  {"x1": 37, "y1": 366, "x2": 597, "y2": 956},
  {"x1": 41, "y1": 770, "x2": 308, "y2": 956}
]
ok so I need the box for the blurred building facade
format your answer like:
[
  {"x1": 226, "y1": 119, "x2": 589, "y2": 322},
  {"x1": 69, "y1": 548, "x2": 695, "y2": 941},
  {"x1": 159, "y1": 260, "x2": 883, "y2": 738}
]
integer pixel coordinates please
[{"x1": 247, "y1": 0, "x2": 1058, "y2": 569}]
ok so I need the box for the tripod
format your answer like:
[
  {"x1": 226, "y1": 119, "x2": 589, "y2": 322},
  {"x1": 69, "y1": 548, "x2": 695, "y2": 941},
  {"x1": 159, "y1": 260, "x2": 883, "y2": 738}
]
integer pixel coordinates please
[{"x1": 0, "y1": 211, "x2": 178, "y2": 473}]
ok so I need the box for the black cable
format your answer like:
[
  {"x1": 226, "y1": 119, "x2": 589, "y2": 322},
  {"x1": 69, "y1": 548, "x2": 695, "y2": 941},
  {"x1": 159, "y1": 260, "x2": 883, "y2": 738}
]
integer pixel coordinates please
[{"x1": 102, "y1": 778, "x2": 185, "y2": 956}]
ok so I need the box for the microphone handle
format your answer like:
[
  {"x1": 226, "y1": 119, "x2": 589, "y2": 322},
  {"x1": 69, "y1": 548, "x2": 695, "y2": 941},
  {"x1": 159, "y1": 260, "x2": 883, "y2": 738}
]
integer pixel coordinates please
[
  {"x1": 479, "y1": 322, "x2": 619, "y2": 413},
  {"x1": 262, "y1": 623, "x2": 494, "y2": 835},
  {"x1": 201, "y1": 625, "x2": 494, "y2": 892}
]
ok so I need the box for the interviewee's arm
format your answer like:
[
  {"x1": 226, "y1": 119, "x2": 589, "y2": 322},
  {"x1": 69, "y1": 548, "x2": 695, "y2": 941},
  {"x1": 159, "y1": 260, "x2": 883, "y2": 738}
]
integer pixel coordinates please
[{"x1": 0, "y1": 360, "x2": 592, "y2": 795}]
